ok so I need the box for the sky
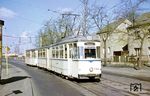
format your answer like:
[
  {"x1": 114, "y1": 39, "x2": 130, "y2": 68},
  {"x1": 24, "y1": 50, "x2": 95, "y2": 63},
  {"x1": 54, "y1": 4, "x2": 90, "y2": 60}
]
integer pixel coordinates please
[{"x1": 0, "y1": 0, "x2": 150, "y2": 54}]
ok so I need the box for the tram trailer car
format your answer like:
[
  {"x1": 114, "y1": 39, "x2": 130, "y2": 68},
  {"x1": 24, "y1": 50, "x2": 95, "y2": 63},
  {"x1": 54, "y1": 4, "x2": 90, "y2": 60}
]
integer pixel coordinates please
[
  {"x1": 25, "y1": 49, "x2": 38, "y2": 67},
  {"x1": 25, "y1": 36, "x2": 102, "y2": 80}
]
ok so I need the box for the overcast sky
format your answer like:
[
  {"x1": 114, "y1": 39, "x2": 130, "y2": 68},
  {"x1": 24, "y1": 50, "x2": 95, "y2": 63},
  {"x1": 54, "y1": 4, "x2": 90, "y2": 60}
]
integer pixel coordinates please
[{"x1": 0, "y1": 0, "x2": 150, "y2": 54}]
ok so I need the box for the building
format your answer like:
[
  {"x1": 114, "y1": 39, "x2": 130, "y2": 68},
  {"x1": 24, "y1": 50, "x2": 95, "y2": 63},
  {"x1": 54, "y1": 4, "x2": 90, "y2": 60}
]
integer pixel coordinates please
[
  {"x1": 128, "y1": 12, "x2": 150, "y2": 66},
  {"x1": 97, "y1": 19, "x2": 132, "y2": 64}
]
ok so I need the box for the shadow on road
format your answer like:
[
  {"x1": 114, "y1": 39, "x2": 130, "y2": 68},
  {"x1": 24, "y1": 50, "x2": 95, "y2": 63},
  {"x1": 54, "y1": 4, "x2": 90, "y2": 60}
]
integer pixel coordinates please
[
  {"x1": 69, "y1": 78, "x2": 100, "y2": 83},
  {"x1": 0, "y1": 76, "x2": 31, "y2": 85}
]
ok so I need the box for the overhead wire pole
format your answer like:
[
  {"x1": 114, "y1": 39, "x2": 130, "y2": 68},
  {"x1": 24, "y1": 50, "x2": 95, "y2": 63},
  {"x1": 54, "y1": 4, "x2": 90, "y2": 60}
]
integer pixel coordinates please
[
  {"x1": 61, "y1": 13, "x2": 80, "y2": 37},
  {"x1": 48, "y1": 9, "x2": 80, "y2": 37},
  {"x1": 0, "y1": 20, "x2": 4, "y2": 80},
  {"x1": 82, "y1": 0, "x2": 88, "y2": 36}
]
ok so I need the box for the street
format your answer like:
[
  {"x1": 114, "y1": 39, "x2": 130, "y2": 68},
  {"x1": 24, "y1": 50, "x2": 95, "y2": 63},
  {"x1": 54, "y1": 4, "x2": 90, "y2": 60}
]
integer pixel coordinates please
[
  {"x1": 1, "y1": 0, "x2": 150, "y2": 96},
  {"x1": 9, "y1": 60, "x2": 150, "y2": 96},
  {"x1": 8, "y1": 60, "x2": 83, "y2": 96}
]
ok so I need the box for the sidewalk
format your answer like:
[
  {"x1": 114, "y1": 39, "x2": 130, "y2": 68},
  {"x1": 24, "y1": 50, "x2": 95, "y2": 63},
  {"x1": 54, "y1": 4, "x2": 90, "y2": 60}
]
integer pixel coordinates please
[
  {"x1": 0, "y1": 63, "x2": 38, "y2": 96},
  {"x1": 102, "y1": 66, "x2": 150, "y2": 82}
]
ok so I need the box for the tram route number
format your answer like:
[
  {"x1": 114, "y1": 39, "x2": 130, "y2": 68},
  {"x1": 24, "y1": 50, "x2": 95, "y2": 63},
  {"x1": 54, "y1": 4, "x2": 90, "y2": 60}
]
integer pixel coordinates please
[{"x1": 130, "y1": 83, "x2": 142, "y2": 92}]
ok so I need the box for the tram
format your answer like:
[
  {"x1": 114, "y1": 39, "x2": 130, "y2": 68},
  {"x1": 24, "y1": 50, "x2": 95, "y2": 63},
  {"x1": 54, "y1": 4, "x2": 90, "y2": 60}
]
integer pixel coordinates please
[{"x1": 25, "y1": 35, "x2": 102, "y2": 79}]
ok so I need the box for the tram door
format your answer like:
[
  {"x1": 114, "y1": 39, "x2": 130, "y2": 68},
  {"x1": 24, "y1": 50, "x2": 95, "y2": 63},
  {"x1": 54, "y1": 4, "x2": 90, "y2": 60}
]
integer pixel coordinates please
[
  {"x1": 68, "y1": 44, "x2": 73, "y2": 76},
  {"x1": 68, "y1": 43, "x2": 79, "y2": 77}
]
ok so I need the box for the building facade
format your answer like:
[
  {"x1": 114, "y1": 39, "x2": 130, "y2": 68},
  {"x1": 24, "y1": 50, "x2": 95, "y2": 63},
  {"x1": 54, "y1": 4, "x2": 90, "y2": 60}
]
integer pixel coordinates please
[
  {"x1": 128, "y1": 12, "x2": 150, "y2": 66},
  {"x1": 98, "y1": 12, "x2": 150, "y2": 66},
  {"x1": 98, "y1": 19, "x2": 132, "y2": 63}
]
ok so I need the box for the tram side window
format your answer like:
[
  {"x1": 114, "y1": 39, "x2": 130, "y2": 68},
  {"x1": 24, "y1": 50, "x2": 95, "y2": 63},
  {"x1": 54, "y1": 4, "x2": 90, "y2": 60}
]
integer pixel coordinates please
[
  {"x1": 26, "y1": 51, "x2": 30, "y2": 58},
  {"x1": 60, "y1": 46, "x2": 63, "y2": 58},
  {"x1": 38, "y1": 50, "x2": 42, "y2": 58},
  {"x1": 65, "y1": 45, "x2": 67, "y2": 58},
  {"x1": 52, "y1": 48, "x2": 55, "y2": 58},
  {"x1": 32, "y1": 51, "x2": 36, "y2": 58},
  {"x1": 38, "y1": 49, "x2": 46, "y2": 58},
  {"x1": 42, "y1": 49, "x2": 46, "y2": 58},
  {"x1": 72, "y1": 43, "x2": 78, "y2": 59},
  {"x1": 56, "y1": 47, "x2": 59, "y2": 58},
  {"x1": 85, "y1": 49, "x2": 96, "y2": 58},
  {"x1": 69, "y1": 44, "x2": 72, "y2": 58}
]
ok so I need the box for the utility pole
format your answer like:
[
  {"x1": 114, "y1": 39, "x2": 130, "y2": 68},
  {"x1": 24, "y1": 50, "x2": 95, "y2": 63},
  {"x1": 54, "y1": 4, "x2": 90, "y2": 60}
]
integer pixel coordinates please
[
  {"x1": 61, "y1": 13, "x2": 79, "y2": 37},
  {"x1": 0, "y1": 20, "x2": 4, "y2": 80},
  {"x1": 82, "y1": 0, "x2": 88, "y2": 36}
]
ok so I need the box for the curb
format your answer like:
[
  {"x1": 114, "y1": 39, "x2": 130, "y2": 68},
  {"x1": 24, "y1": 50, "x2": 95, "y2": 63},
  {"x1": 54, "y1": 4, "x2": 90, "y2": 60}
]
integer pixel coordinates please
[{"x1": 0, "y1": 63, "x2": 38, "y2": 96}]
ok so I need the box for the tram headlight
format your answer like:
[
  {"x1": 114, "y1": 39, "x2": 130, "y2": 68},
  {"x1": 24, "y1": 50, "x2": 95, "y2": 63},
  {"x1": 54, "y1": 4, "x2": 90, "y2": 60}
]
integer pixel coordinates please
[{"x1": 89, "y1": 67, "x2": 93, "y2": 72}]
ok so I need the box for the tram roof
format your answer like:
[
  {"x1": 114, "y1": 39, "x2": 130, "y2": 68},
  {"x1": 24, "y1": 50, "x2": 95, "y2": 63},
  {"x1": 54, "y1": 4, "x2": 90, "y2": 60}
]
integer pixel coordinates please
[
  {"x1": 55, "y1": 35, "x2": 99, "y2": 44},
  {"x1": 26, "y1": 35, "x2": 100, "y2": 51}
]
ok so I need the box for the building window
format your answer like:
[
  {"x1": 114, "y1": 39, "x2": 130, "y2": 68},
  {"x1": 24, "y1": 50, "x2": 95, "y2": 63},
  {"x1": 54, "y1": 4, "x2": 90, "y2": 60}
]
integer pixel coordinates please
[
  {"x1": 108, "y1": 47, "x2": 110, "y2": 54},
  {"x1": 134, "y1": 48, "x2": 141, "y2": 56}
]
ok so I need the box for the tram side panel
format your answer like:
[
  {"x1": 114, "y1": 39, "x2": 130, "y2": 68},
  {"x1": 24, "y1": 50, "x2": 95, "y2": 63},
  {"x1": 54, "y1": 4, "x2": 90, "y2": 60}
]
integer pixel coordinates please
[
  {"x1": 38, "y1": 58, "x2": 47, "y2": 68},
  {"x1": 25, "y1": 57, "x2": 30, "y2": 65},
  {"x1": 37, "y1": 48, "x2": 47, "y2": 69},
  {"x1": 51, "y1": 59, "x2": 68, "y2": 76},
  {"x1": 25, "y1": 50, "x2": 35, "y2": 66},
  {"x1": 30, "y1": 50, "x2": 38, "y2": 66},
  {"x1": 69, "y1": 60, "x2": 79, "y2": 78}
]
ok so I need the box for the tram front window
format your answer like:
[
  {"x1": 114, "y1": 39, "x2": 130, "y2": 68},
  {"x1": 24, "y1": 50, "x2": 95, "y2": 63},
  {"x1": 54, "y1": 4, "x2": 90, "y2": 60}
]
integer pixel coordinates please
[{"x1": 85, "y1": 49, "x2": 96, "y2": 58}]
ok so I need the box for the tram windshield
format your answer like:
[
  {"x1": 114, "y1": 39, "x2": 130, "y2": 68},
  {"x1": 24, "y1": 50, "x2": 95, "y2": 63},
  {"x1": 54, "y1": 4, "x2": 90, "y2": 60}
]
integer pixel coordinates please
[{"x1": 85, "y1": 49, "x2": 96, "y2": 58}]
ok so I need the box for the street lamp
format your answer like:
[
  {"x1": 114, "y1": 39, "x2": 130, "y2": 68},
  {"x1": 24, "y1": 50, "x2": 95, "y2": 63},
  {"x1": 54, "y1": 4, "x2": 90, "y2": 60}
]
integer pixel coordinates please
[{"x1": 0, "y1": 20, "x2": 4, "y2": 80}]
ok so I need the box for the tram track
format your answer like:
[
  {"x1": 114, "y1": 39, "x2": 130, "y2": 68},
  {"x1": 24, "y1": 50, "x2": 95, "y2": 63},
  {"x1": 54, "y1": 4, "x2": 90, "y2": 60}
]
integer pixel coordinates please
[
  {"x1": 58, "y1": 74, "x2": 150, "y2": 96},
  {"x1": 101, "y1": 75, "x2": 150, "y2": 95},
  {"x1": 27, "y1": 65, "x2": 150, "y2": 96},
  {"x1": 56, "y1": 74, "x2": 138, "y2": 96},
  {"x1": 74, "y1": 79, "x2": 138, "y2": 96}
]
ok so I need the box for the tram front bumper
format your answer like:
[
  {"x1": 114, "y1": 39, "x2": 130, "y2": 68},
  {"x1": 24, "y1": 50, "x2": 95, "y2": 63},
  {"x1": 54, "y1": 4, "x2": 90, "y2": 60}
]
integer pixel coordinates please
[{"x1": 78, "y1": 74, "x2": 101, "y2": 78}]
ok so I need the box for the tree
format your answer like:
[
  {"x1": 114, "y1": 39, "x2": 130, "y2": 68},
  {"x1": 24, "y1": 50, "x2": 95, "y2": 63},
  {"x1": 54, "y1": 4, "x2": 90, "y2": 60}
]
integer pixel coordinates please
[
  {"x1": 116, "y1": 0, "x2": 150, "y2": 69},
  {"x1": 128, "y1": 20, "x2": 150, "y2": 69},
  {"x1": 36, "y1": 11, "x2": 80, "y2": 47},
  {"x1": 90, "y1": 3, "x2": 114, "y2": 66},
  {"x1": 115, "y1": 0, "x2": 148, "y2": 23},
  {"x1": 35, "y1": 19, "x2": 62, "y2": 47}
]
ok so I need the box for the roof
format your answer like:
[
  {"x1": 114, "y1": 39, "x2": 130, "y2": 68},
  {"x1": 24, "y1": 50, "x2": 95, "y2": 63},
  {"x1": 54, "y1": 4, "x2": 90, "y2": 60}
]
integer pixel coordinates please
[
  {"x1": 128, "y1": 12, "x2": 150, "y2": 29},
  {"x1": 26, "y1": 35, "x2": 100, "y2": 51},
  {"x1": 98, "y1": 19, "x2": 127, "y2": 33},
  {"x1": 136, "y1": 12, "x2": 150, "y2": 23}
]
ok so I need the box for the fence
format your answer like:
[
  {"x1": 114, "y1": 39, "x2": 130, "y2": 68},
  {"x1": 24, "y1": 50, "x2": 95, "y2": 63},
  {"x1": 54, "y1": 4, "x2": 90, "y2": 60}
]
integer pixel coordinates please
[{"x1": 112, "y1": 55, "x2": 150, "y2": 65}]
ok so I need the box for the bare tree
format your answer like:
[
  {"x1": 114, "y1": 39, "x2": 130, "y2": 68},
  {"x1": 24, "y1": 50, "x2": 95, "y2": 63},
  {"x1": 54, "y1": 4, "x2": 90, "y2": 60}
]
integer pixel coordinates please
[
  {"x1": 128, "y1": 21, "x2": 150, "y2": 69},
  {"x1": 35, "y1": 19, "x2": 61, "y2": 47},
  {"x1": 90, "y1": 3, "x2": 114, "y2": 66},
  {"x1": 60, "y1": 13, "x2": 80, "y2": 37},
  {"x1": 115, "y1": 0, "x2": 148, "y2": 23},
  {"x1": 35, "y1": 11, "x2": 80, "y2": 47}
]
